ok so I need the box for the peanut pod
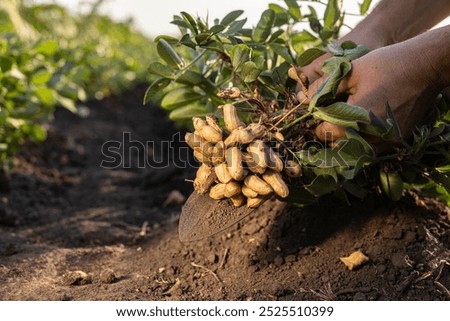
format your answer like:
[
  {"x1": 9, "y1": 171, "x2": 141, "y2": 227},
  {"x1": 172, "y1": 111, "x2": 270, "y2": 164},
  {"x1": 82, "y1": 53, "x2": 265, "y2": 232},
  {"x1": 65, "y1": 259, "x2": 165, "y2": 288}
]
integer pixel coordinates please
[
  {"x1": 247, "y1": 140, "x2": 268, "y2": 169},
  {"x1": 236, "y1": 127, "x2": 255, "y2": 144},
  {"x1": 214, "y1": 162, "x2": 233, "y2": 184},
  {"x1": 247, "y1": 195, "x2": 266, "y2": 208},
  {"x1": 193, "y1": 150, "x2": 212, "y2": 166},
  {"x1": 226, "y1": 146, "x2": 245, "y2": 181},
  {"x1": 224, "y1": 181, "x2": 241, "y2": 198},
  {"x1": 243, "y1": 152, "x2": 266, "y2": 174},
  {"x1": 222, "y1": 104, "x2": 244, "y2": 132},
  {"x1": 209, "y1": 183, "x2": 227, "y2": 200},
  {"x1": 244, "y1": 175, "x2": 273, "y2": 195},
  {"x1": 262, "y1": 169, "x2": 289, "y2": 198},
  {"x1": 247, "y1": 123, "x2": 265, "y2": 139},
  {"x1": 185, "y1": 132, "x2": 206, "y2": 151},
  {"x1": 192, "y1": 117, "x2": 206, "y2": 131},
  {"x1": 205, "y1": 115, "x2": 223, "y2": 136},
  {"x1": 284, "y1": 160, "x2": 302, "y2": 178},
  {"x1": 224, "y1": 129, "x2": 240, "y2": 147},
  {"x1": 197, "y1": 125, "x2": 222, "y2": 143},
  {"x1": 273, "y1": 131, "x2": 284, "y2": 142},
  {"x1": 211, "y1": 141, "x2": 225, "y2": 166},
  {"x1": 266, "y1": 148, "x2": 284, "y2": 172},
  {"x1": 241, "y1": 185, "x2": 258, "y2": 198},
  {"x1": 193, "y1": 164, "x2": 216, "y2": 194},
  {"x1": 230, "y1": 193, "x2": 245, "y2": 207}
]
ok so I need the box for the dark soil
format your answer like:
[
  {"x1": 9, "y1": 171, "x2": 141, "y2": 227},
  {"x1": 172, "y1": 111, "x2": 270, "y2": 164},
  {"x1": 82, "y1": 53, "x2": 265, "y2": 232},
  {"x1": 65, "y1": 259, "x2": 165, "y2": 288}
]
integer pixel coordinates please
[{"x1": 0, "y1": 85, "x2": 449, "y2": 301}]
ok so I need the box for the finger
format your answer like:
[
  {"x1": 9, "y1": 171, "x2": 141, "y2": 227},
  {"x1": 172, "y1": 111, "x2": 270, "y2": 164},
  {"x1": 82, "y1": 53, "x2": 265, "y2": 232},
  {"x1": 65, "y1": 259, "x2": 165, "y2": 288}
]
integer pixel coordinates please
[
  {"x1": 296, "y1": 75, "x2": 326, "y2": 104},
  {"x1": 315, "y1": 121, "x2": 346, "y2": 143}
]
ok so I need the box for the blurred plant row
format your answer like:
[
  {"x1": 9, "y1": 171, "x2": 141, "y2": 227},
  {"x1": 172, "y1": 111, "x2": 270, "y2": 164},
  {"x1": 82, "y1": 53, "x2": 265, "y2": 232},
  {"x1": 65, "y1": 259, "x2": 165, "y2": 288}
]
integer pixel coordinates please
[{"x1": 0, "y1": 0, "x2": 153, "y2": 168}]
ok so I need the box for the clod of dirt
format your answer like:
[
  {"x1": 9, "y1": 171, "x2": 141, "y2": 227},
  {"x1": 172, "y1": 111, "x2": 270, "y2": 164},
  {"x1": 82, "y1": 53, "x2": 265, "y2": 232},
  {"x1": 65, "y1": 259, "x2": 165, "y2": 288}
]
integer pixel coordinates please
[
  {"x1": 340, "y1": 251, "x2": 370, "y2": 271},
  {"x1": 62, "y1": 270, "x2": 93, "y2": 286},
  {"x1": 99, "y1": 269, "x2": 116, "y2": 284}
]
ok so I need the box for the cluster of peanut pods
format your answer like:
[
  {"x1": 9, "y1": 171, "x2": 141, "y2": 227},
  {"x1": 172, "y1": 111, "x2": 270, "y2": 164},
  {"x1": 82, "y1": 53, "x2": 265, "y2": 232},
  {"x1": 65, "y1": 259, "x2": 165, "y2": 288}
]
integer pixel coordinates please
[{"x1": 185, "y1": 104, "x2": 302, "y2": 208}]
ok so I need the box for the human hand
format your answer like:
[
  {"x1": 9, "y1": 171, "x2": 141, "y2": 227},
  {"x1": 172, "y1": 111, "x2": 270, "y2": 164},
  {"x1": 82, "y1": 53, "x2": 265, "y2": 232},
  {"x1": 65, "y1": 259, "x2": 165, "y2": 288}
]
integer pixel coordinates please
[{"x1": 299, "y1": 43, "x2": 442, "y2": 148}]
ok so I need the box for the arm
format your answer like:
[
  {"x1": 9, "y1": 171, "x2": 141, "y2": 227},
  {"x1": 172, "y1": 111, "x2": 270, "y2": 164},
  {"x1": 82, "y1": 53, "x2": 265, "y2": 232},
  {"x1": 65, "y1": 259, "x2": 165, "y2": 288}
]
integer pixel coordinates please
[
  {"x1": 300, "y1": 0, "x2": 450, "y2": 83},
  {"x1": 340, "y1": 0, "x2": 450, "y2": 49},
  {"x1": 312, "y1": 25, "x2": 450, "y2": 147}
]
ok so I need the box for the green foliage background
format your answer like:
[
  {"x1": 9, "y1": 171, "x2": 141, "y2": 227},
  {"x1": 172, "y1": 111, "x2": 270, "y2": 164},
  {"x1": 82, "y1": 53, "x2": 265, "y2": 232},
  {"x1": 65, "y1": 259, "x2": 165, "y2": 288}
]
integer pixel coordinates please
[{"x1": 0, "y1": 0, "x2": 153, "y2": 168}]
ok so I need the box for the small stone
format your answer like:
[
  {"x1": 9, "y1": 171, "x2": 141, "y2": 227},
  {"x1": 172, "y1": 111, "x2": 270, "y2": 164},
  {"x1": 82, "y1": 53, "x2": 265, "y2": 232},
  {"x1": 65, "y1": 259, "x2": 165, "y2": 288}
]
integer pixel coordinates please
[
  {"x1": 207, "y1": 253, "x2": 218, "y2": 264},
  {"x1": 100, "y1": 268, "x2": 116, "y2": 284},
  {"x1": 274, "y1": 255, "x2": 284, "y2": 266},
  {"x1": 62, "y1": 270, "x2": 93, "y2": 286}
]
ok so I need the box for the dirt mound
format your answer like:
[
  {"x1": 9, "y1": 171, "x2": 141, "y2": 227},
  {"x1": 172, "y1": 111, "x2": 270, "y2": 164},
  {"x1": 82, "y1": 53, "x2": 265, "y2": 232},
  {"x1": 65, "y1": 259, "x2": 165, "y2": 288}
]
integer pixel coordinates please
[{"x1": 0, "y1": 85, "x2": 449, "y2": 300}]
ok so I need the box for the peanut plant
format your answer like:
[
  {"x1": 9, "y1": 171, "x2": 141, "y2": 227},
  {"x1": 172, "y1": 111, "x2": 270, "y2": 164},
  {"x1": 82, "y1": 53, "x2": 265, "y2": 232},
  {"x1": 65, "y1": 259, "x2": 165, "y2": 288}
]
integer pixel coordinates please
[{"x1": 146, "y1": 0, "x2": 450, "y2": 207}]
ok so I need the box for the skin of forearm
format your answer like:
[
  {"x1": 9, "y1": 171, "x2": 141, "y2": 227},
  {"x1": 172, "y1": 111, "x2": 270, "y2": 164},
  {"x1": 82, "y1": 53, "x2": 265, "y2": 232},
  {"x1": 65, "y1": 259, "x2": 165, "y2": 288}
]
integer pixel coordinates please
[
  {"x1": 415, "y1": 25, "x2": 450, "y2": 89},
  {"x1": 340, "y1": 0, "x2": 450, "y2": 49}
]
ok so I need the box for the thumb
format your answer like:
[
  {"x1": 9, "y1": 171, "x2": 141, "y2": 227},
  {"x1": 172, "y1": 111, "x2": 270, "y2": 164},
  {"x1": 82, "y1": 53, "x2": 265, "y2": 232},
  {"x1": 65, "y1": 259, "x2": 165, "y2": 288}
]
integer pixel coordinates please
[{"x1": 315, "y1": 121, "x2": 346, "y2": 143}]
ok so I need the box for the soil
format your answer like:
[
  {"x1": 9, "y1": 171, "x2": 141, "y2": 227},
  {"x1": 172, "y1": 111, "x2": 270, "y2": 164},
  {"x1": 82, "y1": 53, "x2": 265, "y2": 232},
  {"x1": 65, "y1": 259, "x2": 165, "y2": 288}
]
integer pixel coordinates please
[{"x1": 0, "y1": 85, "x2": 449, "y2": 301}]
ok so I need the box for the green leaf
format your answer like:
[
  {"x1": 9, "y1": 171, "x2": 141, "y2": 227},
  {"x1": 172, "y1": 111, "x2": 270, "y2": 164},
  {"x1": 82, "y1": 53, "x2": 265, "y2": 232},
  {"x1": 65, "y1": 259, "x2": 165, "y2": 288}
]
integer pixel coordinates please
[
  {"x1": 313, "y1": 167, "x2": 338, "y2": 182},
  {"x1": 143, "y1": 78, "x2": 171, "y2": 105},
  {"x1": 169, "y1": 104, "x2": 206, "y2": 121},
  {"x1": 314, "y1": 102, "x2": 370, "y2": 129},
  {"x1": 209, "y1": 24, "x2": 226, "y2": 34},
  {"x1": 24, "y1": 124, "x2": 47, "y2": 143},
  {"x1": 176, "y1": 70, "x2": 205, "y2": 86},
  {"x1": 253, "y1": 9, "x2": 275, "y2": 43},
  {"x1": 31, "y1": 70, "x2": 52, "y2": 86},
  {"x1": 309, "y1": 56, "x2": 352, "y2": 108},
  {"x1": 324, "y1": 0, "x2": 341, "y2": 30},
  {"x1": 0, "y1": 56, "x2": 14, "y2": 72},
  {"x1": 195, "y1": 33, "x2": 211, "y2": 45},
  {"x1": 180, "y1": 11, "x2": 199, "y2": 35},
  {"x1": 221, "y1": 10, "x2": 244, "y2": 26},
  {"x1": 57, "y1": 95, "x2": 77, "y2": 113},
  {"x1": 269, "y1": 4, "x2": 289, "y2": 27},
  {"x1": 34, "y1": 87, "x2": 55, "y2": 106},
  {"x1": 239, "y1": 61, "x2": 261, "y2": 83},
  {"x1": 285, "y1": 0, "x2": 302, "y2": 21},
  {"x1": 345, "y1": 128, "x2": 375, "y2": 156},
  {"x1": 226, "y1": 18, "x2": 247, "y2": 35},
  {"x1": 359, "y1": 0, "x2": 372, "y2": 15},
  {"x1": 34, "y1": 40, "x2": 58, "y2": 56},
  {"x1": 229, "y1": 44, "x2": 250, "y2": 71},
  {"x1": 297, "y1": 47, "x2": 326, "y2": 66},
  {"x1": 157, "y1": 39, "x2": 184, "y2": 69},
  {"x1": 147, "y1": 62, "x2": 175, "y2": 79},
  {"x1": 379, "y1": 170, "x2": 403, "y2": 201},
  {"x1": 269, "y1": 43, "x2": 293, "y2": 64},
  {"x1": 161, "y1": 88, "x2": 203, "y2": 110},
  {"x1": 179, "y1": 34, "x2": 197, "y2": 49},
  {"x1": 305, "y1": 175, "x2": 338, "y2": 197},
  {"x1": 154, "y1": 35, "x2": 179, "y2": 44},
  {"x1": 171, "y1": 18, "x2": 190, "y2": 30}
]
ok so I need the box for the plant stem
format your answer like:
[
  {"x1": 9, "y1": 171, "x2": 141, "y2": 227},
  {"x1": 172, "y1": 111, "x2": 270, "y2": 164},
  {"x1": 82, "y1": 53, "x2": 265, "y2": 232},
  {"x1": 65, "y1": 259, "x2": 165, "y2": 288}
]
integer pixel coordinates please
[{"x1": 281, "y1": 111, "x2": 312, "y2": 131}]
